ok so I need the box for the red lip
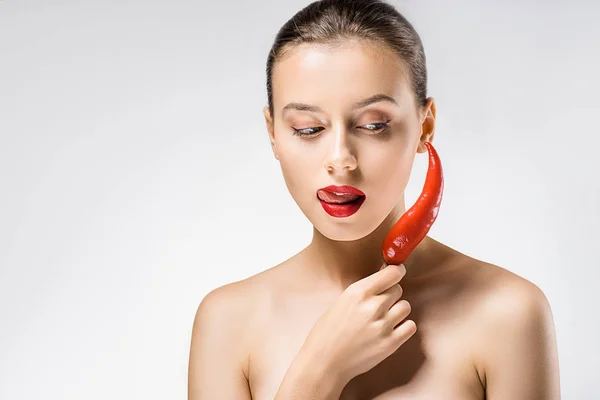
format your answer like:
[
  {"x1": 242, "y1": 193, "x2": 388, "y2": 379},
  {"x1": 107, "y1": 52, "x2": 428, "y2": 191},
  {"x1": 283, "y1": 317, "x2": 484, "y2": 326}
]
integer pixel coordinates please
[
  {"x1": 316, "y1": 185, "x2": 366, "y2": 218},
  {"x1": 319, "y1": 185, "x2": 365, "y2": 196}
]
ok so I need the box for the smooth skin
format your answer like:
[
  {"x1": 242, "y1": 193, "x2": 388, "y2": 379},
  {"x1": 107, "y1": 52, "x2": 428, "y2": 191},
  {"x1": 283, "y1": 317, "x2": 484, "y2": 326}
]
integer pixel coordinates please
[{"x1": 188, "y1": 39, "x2": 560, "y2": 399}]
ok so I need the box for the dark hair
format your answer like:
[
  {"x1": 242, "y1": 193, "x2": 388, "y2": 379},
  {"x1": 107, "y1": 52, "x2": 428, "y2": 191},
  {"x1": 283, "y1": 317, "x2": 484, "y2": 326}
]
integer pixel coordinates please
[{"x1": 266, "y1": 0, "x2": 427, "y2": 120}]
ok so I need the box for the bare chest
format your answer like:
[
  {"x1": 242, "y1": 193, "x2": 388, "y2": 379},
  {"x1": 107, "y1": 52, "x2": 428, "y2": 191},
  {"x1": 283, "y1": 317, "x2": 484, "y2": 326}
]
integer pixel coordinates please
[{"x1": 247, "y1": 298, "x2": 485, "y2": 400}]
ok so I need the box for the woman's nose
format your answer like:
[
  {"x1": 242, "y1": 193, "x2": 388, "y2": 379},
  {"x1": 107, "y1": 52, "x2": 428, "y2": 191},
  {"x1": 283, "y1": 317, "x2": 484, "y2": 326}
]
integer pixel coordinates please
[{"x1": 324, "y1": 129, "x2": 358, "y2": 173}]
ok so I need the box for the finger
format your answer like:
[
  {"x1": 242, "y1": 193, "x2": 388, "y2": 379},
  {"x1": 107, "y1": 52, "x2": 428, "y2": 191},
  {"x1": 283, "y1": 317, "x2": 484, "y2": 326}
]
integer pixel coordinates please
[
  {"x1": 384, "y1": 299, "x2": 412, "y2": 331},
  {"x1": 361, "y1": 263, "x2": 406, "y2": 295},
  {"x1": 390, "y1": 319, "x2": 417, "y2": 347},
  {"x1": 377, "y1": 283, "x2": 403, "y2": 311}
]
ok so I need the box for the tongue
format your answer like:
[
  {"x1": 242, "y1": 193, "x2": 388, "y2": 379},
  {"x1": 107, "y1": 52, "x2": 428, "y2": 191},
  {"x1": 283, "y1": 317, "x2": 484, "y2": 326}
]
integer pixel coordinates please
[{"x1": 317, "y1": 190, "x2": 362, "y2": 204}]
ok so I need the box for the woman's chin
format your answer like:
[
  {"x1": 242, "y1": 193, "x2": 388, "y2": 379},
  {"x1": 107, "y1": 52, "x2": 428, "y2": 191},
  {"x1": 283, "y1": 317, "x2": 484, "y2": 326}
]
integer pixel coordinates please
[
  {"x1": 300, "y1": 201, "x2": 386, "y2": 241},
  {"x1": 313, "y1": 219, "x2": 379, "y2": 242}
]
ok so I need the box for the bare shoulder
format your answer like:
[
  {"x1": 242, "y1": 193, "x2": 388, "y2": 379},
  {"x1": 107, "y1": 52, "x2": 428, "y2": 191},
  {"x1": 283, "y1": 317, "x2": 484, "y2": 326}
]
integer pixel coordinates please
[
  {"x1": 431, "y1": 241, "x2": 553, "y2": 317},
  {"x1": 192, "y1": 265, "x2": 280, "y2": 340},
  {"x1": 196, "y1": 275, "x2": 262, "y2": 318},
  {"x1": 188, "y1": 265, "x2": 285, "y2": 398},
  {"x1": 422, "y1": 241, "x2": 553, "y2": 316},
  {"x1": 461, "y1": 255, "x2": 555, "y2": 340},
  {"x1": 442, "y1": 247, "x2": 555, "y2": 342},
  {"x1": 462, "y1": 255, "x2": 552, "y2": 316},
  {"x1": 196, "y1": 255, "x2": 291, "y2": 309},
  {"x1": 191, "y1": 261, "x2": 292, "y2": 349},
  {"x1": 445, "y1": 249, "x2": 560, "y2": 397}
]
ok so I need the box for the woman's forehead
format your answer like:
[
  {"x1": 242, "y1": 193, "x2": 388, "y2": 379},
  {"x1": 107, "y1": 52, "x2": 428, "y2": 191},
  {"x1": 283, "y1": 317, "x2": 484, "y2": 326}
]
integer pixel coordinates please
[{"x1": 271, "y1": 41, "x2": 412, "y2": 112}]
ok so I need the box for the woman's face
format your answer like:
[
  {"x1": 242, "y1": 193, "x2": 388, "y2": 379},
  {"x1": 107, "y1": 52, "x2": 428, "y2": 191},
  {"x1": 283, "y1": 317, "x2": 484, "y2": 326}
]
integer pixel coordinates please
[{"x1": 264, "y1": 40, "x2": 435, "y2": 241}]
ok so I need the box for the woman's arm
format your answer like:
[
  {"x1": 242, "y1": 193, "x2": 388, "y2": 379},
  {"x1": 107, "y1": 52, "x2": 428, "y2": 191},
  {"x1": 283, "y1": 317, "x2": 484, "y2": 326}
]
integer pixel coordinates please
[
  {"x1": 480, "y1": 280, "x2": 561, "y2": 399},
  {"x1": 188, "y1": 285, "x2": 252, "y2": 400},
  {"x1": 274, "y1": 345, "x2": 348, "y2": 399}
]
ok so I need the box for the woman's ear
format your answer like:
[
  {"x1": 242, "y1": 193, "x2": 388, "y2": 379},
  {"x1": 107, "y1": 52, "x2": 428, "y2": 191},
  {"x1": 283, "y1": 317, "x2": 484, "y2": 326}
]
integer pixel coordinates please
[
  {"x1": 263, "y1": 106, "x2": 279, "y2": 160},
  {"x1": 417, "y1": 97, "x2": 436, "y2": 153}
]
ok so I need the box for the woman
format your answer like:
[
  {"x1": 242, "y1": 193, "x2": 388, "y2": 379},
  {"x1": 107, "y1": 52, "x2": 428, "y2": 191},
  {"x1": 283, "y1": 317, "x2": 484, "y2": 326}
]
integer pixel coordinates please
[{"x1": 188, "y1": 0, "x2": 560, "y2": 398}]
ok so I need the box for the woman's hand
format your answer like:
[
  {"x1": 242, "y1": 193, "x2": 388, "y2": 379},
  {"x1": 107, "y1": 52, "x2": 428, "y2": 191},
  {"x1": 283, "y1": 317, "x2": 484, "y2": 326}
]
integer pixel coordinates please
[{"x1": 301, "y1": 263, "x2": 416, "y2": 385}]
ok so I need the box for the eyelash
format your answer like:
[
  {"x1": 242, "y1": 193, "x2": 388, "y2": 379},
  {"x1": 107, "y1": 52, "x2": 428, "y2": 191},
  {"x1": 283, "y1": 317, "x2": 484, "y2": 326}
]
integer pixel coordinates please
[{"x1": 291, "y1": 121, "x2": 390, "y2": 137}]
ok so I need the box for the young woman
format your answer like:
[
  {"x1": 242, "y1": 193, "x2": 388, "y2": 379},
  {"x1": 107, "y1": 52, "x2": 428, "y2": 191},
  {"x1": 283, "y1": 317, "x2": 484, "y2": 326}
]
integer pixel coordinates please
[{"x1": 188, "y1": 0, "x2": 560, "y2": 398}]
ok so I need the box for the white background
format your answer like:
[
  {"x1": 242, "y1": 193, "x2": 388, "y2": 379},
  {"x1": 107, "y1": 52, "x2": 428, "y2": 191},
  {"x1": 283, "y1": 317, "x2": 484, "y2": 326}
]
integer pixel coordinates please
[{"x1": 1, "y1": 0, "x2": 598, "y2": 398}]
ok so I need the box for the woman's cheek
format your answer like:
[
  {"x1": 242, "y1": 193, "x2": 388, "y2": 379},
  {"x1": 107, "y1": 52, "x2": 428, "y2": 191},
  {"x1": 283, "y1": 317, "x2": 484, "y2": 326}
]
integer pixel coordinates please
[
  {"x1": 278, "y1": 159, "x2": 300, "y2": 193},
  {"x1": 373, "y1": 148, "x2": 413, "y2": 198},
  {"x1": 278, "y1": 154, "x2": 314, "y2": 205}
]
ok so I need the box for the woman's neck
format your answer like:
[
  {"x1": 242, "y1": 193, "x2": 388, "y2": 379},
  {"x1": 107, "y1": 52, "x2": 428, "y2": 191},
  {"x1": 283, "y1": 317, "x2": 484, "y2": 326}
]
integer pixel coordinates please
[{"x1": 301, "y1": 205, "x2": 432, "y2": 291}]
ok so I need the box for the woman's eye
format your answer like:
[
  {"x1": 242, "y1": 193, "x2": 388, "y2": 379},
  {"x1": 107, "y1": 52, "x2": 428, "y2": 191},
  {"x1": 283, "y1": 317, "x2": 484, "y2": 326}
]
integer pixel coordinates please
[
  {"x1": 362, "y1": 121, "x2": 389, "y2": 132},
  {"x1": 292, "y1": 127, "x2": 324, "y2": 137},
  {"x1": 291, "y1": 121, "x2": 390, "y2": 137}
]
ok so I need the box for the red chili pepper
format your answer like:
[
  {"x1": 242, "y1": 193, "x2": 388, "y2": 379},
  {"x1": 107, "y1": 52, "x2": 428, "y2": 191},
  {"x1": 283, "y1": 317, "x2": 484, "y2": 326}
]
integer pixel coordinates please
[{"x1": 381, "y1": 141, "x2": 444, "y2": 265}]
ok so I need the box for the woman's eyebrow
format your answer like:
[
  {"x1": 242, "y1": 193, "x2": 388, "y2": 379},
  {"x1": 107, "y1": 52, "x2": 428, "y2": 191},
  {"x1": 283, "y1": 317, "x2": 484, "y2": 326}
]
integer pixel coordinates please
[{"x1": 281, "y1": 93, "x2": 399, "y2": 114}]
